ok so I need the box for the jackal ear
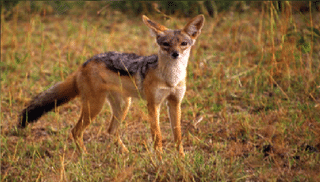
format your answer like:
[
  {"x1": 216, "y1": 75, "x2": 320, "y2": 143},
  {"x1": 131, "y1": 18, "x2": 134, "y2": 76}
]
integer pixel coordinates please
[
  {"x1": 183, "y1": 14, "x2": 205, "y2": 39},
  {"x1": 142, "y1": 15, "x2": 167, "y2": 36}
]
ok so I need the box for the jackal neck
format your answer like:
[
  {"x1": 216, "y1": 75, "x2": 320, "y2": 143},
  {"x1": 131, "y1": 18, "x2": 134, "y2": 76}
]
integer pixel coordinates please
[{"x1": 156, "y1": 50, "x2": 190, "y2": 87}]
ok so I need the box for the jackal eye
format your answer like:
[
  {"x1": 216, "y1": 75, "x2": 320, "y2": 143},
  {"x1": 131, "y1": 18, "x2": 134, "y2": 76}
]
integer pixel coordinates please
[
  {"x1": 162, "y1": 42, "x2": 170, "y2": 46},
  {"x1": 181, "y1": 42, "x2": 188, "y2": 46}
]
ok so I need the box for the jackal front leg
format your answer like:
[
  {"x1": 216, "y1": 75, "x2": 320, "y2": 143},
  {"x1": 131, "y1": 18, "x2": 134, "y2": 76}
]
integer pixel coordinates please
[
  {"x1": 167, "y1": 95, "x2": 185, "y2": 157},
  {"x1": 147, "y1": 101, "x2": 163, "y2": 158}
]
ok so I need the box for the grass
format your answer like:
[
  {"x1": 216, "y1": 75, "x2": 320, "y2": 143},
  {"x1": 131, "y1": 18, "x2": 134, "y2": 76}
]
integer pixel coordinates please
[{"x1": 1, "y1": 2, "x2": 320, "y2": 181}]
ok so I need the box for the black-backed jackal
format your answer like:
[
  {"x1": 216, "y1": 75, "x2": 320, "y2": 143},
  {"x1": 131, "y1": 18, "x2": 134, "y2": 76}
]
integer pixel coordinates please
[{"x1": 19, "y1": 15, "x2": 205, "y2": 158}]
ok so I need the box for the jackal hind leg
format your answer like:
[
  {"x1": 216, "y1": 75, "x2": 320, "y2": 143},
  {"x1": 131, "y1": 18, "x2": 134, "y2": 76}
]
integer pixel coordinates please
[
  {"x1": 71, "y1": 92, "x2": 106, "y2": 154},
  {"x1": 107, "y1": 92, "x2": 131, "y2": 153}
]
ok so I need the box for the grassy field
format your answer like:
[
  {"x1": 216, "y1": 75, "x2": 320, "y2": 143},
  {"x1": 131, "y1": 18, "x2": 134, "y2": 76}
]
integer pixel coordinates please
[{"x1": 1, "y1": 2, "x2": 320, "y2": 181}]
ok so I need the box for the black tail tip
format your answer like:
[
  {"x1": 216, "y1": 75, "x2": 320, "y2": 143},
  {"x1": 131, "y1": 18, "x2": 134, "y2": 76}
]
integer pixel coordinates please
[{"x1": 18, "y1": 108, "x2": 43, "y2": 128}]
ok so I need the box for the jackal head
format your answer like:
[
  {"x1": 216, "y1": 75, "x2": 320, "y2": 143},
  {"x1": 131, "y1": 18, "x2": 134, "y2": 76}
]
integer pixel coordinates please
[{"x1": 142, "y1": 15, "x2": 205, "y2": 60}]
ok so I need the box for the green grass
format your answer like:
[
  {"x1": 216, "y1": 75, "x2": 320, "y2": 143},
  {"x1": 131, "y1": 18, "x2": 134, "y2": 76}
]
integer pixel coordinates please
[{"x1": 1, "y1": 2, "x2": 320, "y2": 181}]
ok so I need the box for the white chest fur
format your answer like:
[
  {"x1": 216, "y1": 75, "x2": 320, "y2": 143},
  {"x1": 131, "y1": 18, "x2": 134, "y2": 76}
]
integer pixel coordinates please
[{"x1": 157, "y1": 53, "x2": 189, "y2": 87}]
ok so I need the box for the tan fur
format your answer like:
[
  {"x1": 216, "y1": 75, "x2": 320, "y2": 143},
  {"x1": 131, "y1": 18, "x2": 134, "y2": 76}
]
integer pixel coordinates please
[{"x1": 20, "y1": 15, "x2": 205, "y2": 158}]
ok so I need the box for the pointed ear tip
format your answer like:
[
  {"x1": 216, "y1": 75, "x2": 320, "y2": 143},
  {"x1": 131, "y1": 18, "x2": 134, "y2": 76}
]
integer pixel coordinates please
[
  {"x1": 198, "y1": 14, "x2": 205, "y2": 20},
  {"x1": 142, "y1": 15, "x2": 148, "y2": 20}
]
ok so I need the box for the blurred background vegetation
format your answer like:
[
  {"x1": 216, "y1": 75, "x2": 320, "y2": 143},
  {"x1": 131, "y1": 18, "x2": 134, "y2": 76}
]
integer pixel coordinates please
[{"x1": 1, "y1": 1, "x2": 320, "y2": 19}]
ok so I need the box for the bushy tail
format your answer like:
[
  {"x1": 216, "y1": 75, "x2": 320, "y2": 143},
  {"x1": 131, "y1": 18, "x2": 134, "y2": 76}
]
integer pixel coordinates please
[{"x1": 19, "y1": 72, "x2": 79, "y2": 128}]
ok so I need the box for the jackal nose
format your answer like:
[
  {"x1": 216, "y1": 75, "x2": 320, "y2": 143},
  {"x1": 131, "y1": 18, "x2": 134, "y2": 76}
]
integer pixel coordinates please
[{"x1": 171, "y1": 51, "x2": 179, "y2": 59}]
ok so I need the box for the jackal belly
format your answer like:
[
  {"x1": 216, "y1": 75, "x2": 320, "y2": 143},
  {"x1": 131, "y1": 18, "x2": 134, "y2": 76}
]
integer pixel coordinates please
[{"x1": 100, "y1": 70, "x2": 143, "y2": 99}]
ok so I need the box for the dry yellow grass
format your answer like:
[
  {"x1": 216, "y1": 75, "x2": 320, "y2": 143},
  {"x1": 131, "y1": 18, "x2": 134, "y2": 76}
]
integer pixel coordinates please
[{"x1": 1, "y1": 2, "x2": 320, "y2": 181}]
